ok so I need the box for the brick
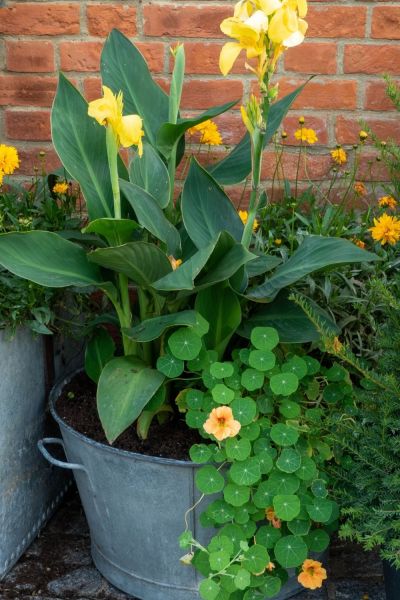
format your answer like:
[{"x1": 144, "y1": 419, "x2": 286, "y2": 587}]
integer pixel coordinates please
[
  {"x1": 181, "y1": 80, "x2": 243, "y2": 110},
  {"x1": 276, "y1": 79, "x2": 358, "y2": 110},
  {"x1": 144, "y1": 5, "x2": 230, "y2": 38},
  {"x1": 135, "y1": 43, "x2": 165, "y2": 72},
  {"x1": 0, "y1": 3, "x2": 79, "y2": 35},
  {"x1": 86, "y1": 4, "x2": 137, "y2": 37},
  {"x1": 84, "y1": 78, "x2": 102, "y2": 102},
  {"x1": 0, "y1": 76, "x2": 58, "y2": 107},
  {"x1": 5, "y1": 111, "x2": 51, "y2": 141},
  {"x1": 17, "y1": 148, "x2": 61, "y2": 176},
  {"x1": 60, "y1": 42, "x2": 102, "y2": 72},
  {"x1": 212, "y1": 112, "x2": 246, "y2": 145},
  {"x1": 372, "y1": 7, "x2": 400, "y2": 39},
  {"x1": 344, "y1": 45, "x2": 400, "y2": 75},
  {"x1": 6, "y1": 42, "x2": 54, "y2": 73},
  {"x1": 335, "y1": 116, "x2": 400, "y2": 145},
  {"x1": 174, "y1": 42, "x2": 248, "y2": 75},
  {"x1": 365, "y1": 81, "x2": 397, "y2": 111},
  {"x1": 284, "y1": 43, "x2": 337, "y2": 75},
  {"x1": 261, "y1": 150, "x2": 332, "y2": 180},
  {"x1": 281, "y1": 116, "x2": 329, "y2": 145},
  {"x1": 307, "y1": 6, "x2": 366, "y2": 38}
]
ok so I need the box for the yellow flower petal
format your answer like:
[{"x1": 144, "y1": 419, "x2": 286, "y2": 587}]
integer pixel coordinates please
[
  {"x1": 257, "y1": 0, "x2": 282, "y2": 15},
  {"x1": 219, "y1": 41, "x2": 243, "y2": 75},
  {"x1": 118, "y1": 114, "x2": 144, "y2": 150}
]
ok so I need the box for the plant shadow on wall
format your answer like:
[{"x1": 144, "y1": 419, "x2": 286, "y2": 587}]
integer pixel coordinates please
[{"x1": 0, "y1": 6, "x2": 381, "y2": 599}]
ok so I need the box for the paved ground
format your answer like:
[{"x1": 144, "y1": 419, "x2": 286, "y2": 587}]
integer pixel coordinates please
[{"x1": 0, "y1": 488, "x2": 385, "y2": 600}]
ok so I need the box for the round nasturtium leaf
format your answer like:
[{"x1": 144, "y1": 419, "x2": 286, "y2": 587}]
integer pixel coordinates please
[
  {"x1": 326, "y1": 363, "x2": 348, "y2": 382},
  {"x1": 224, "y1": 483, "x2": 251, "y2": 507},
  {"x1": 202, "y1": 368, "x2": 219, "y2": 390},
  {"x1": 230, "y1": 457, "x2": 261, "y2": 486},
  {"x1": 195, "y1": 465, "x2": 225, "y2": 495},
  {"x1": 208, "y1": 534, "x2": 234, "y2": 556},
  {"x1": 251, "y1": 327, "x2": 280, "y2": 351},
  {"x1": 255, "y1": 450, "x2": 274, "y2": 475},
  {"x1": 276, "y1": 448, "x2": 301, "y2": 474},
  {"x1": 297, "y1": 457, "x2": 317, "y2": 481},
  {"x1": 234, "y1": 568, "x2": 251, "y2": 590},
  {"x1": 306, "y1": 498, "x2": 333, "y2": 523},
  {"x1": 241, "y1": 368, "x2": 264, "y2": 391},
  {"x1": 279, "y1": 400, "x2": 301, "y2": 419},
  {"x1": 156, "y1": 353, "x2": 184, "y2": 378},
  {"x1": 241, "y1": 519, "x2": 257, "y2": 539},
  {"x1": 273, "y1": 494, "x2": 301, "y2": 521},
  {"x1": 240, "y1": 422, "x2": 261, "y2": 441},
  {"x1": 212, "y1": 383, "x2": 235, "y2": 405},
  {"x1": 265, "y1": 471, "x2": 300, "y2": 495},
  {"x1": 168, "y1": 328, "x2": 202, "y2": 360},
  {"x1": 323, "y1": 383, "x2": 345, "y2": 404},
  {"x1": 186, "y1": 389, "x2": 205, "y2": 410},
  {"x1": 253, "y1": 481, "x2": 273, "y2": 509},
  {"x1": 225, "y1": 437, "x2": 252, "y2": 461},
  {"x1": 210, "y1": 361, "x2": 235, "y2": 379},
  {"x1": 186, "y1": 410, "x2": 206, "y2": 430},
  {"x1": 255, "y1": 525, "x2": 282, "y2": 549},
  {"x1": 207, "y1": 499, "x2": 235, "y2": 524},
  {"x1": 231, "y1": 397, "x2": 257, "y2": 426},
  {"x1": 306, "y1": 529, "x2": 330, "y2": 552},
  {"x1": 287, "y1": 518, "x2": 311, "y2": 536},
  {"x1": 239, "y1": 348, "x2": 251, "y2": 365},
  {"x1": 311, "y1": 479, "x2": 328, "y2": 498},
  {"x1": 199, "y1": 578, "x2": 220, "y2": 600},
  {"x1": 243, "y1": 544, "x2": 270, "y2": 574},
  {"x1": 269, "y1": 372, "x2": 299, "y2": 397},
  {"x1": 274, "y1": 535, "x2": 308, "y2": 568},
  {"x1": 220, "y1": 524, "x2": 247, "y2": 553},
  {"x1": 281, "y1": 356, "x2": 308, "y2": 380},
  {"x1": 270, "y1": 424, "x2": 299, "y2": 447},
  {"x1": 262, "y1": 576, "x2": 282, "y2": 598},
  {"x1": 249, "y1": 350, "x2": 276, "y2": 372},
  {"x1": 190, "y1": 444, "x2": 213, "y2": 464},
  {"x1": 224, "y1": 372, "x2": 241, "y2": 390},
  {"x1": 233, "y1": 505, "x2": 250, "y2": 524},
  {"x1": 209, "y1": 550, "x2": 231, "y2": 571},
  {"x1": 303, "y1": 355, "x2": 320, "y2": 376}
]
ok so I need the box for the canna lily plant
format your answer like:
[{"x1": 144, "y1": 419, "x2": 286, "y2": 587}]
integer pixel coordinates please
[{"x1": 0, "y1": 14, "x2": 377, "y2": 444}]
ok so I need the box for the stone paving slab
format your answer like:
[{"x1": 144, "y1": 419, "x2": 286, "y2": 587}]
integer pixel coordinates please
[{"x1": 0, "y1": 488, "x2": 385, "y2": 600}]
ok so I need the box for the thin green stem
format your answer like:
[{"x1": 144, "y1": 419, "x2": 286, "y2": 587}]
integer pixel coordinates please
[
  {"x1": 241, "y1": 129, "x2": 265, "y2": 249},
  {"x1": 106, "y1": 127, "x2": 121, "y2": 219}
]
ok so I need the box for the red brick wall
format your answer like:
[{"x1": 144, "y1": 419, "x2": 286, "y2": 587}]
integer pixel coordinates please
[{"x1": 0, "y1": 0, "x2": 399, "y2": 184}]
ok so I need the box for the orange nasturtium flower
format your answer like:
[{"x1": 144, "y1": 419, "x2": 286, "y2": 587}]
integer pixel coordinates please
[
  {"x1": 378, "y1": 195, "x2": 397, "y2": 210},
  {"x1": 267, "y1": 561, "x2": 276, "y2": 572},
  {"x1": 239, "y1": 210, "x2": 259, "y2": 230},
  {"x1": 265, "y1": 507, "x2": 282, "y2": 528},
  {"x1": 369, "y1": 213, "x2": 400, "y2": 246},
  {"x1": 352, "y1": 238, "x2": 366, "y2": 249},
  {"x1": 294, "y1": 127, "x2": 318, "y2": 144},
  {"x1": 298, "y1": 559, "x2": 327, "y2": 590},
  {"x1": 88, "y1": 85, "x2": 144, "y2": 154},
  {"x1": 330, "y1": 147, "x2": 347, "y2": 165},
  {"x1": 203, "y1": 406, "x2": 241, "y2": 441}
]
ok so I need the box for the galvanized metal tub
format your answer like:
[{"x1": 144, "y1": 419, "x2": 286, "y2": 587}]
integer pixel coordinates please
[
  {"x1": 0, "y1": 328, "x2": 71, "y2": 579},
  {"x1": 41, "y1": 372, "x2": 305, "y2": 600}
]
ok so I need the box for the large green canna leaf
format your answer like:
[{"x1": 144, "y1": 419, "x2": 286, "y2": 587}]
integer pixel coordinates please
[
  {"x1": 120, "y1": 179, "x2": 181, "y2": 256},
  {"x1": 85, "y1": 327, "x2": 116, "y2": 383},
  {"x1": 209, "y1": 84, "x2": 309, "y2": 185},
  {"x1": 52, "y1": 74, "x2": 114, "y2": 220},
  {"x1": 125, "y1": 310, "x2": 209, "y2": 342},
  {"x1": 97, "y1": 356, "x2": 165, "y2": 443},
  {"x1": 181, "y1": 159, "x2": 244, "y2": 249},
  {"x1": 157, "y1": 99, "x2": 237, "y2": 159},
  {"x1": 89, "y1": 241, "x2": 172, "y2": 286},
  {"x1": 101, "y1": 29, "x2": 169, "y2": 147},
  {"x1": 195, "y1": 284, "x2": 242, "y2": 358},
  {"x1": 129, "y1": 142, "x2": 170, "y2": 209},
  {"x1": 83, "y1": 218, "x2": 139, "y2": 246},
  {"x1": 0, "y1": 231, "x2": 102, "y2": 287},
  {"x1": 248, "y1": 236, "x2": 378, "y2": 302}
]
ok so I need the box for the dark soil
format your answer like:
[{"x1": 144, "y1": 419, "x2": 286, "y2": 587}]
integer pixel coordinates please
[{"x1": 56, "y1": 372, "x2": 201, "y2": 460}]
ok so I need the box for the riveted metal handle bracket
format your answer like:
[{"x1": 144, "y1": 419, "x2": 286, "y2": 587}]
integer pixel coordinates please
[{"x1": 38, "y1": 438, "x2": 88, "y2": 474}]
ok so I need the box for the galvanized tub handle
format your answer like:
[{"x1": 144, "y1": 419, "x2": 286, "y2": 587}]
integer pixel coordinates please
[{"x1": 38, "y1": 438, "x2": 88, "y2": 474}]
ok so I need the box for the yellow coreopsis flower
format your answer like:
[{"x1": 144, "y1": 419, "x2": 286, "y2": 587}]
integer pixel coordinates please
[
  {"x1": 369, "y1": 213, "x2": 400, "y2": 246},
  {"x1": 239, "y1": 209, "x2": 259, "y2": 230},
  {"x1": 0, "y1": 144, "x2": 20, "y2": 177},
  {"x1": 378, "y1": 195, "x2": 397, "y2": 210},
  {"x1": 88, "y1": 86, "x2": 144, "y2": 154},
  {"x1": 294, "y1": 127, "x2": 318, "y2": 144},
  {"x1": 53, "y1": 181, "x2": 69, "y2": 195},
  {"x1": 330, "y1": 147, "x2": 347, "y2": 165},
  {"x1": 187, "y1": 120, "x2": 222, "y2": 145}
]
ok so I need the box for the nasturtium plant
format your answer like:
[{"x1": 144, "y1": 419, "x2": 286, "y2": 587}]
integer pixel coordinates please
[{"x1": 176, "y1": 327, "x2": 352, "y2": 599}]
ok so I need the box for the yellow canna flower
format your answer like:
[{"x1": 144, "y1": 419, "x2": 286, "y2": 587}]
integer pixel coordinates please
[
  {"x1": 53, "y1": 181, "x2": 69, "y2": 195},
  {"x1": 168, "y1": 256, "x2": 183, "y2": 270},
  {"x1": 330, "y1": 147, "x2": 347, "y2": 165},
  {"x1": 88, "y1": 86, "x2": 144, "y2": 154},
  {"x1": 369, "y1": 213, "x2": 400, "y2": 246},
  {"x1": 378, "y1": 195, "x2": 397, "y2": 210},
  {"x1": 219, "y1": 10, "x2": 269, "y2": 76},
  {"x1": 268, "y1": 0, "x2": 308, "y2": 48},
  {"x1": 294, "y1": 127, "x2": 318, "y2": 144},
  {"x1": 239, "y1": 209, "x2": 259, "y2": 230}
]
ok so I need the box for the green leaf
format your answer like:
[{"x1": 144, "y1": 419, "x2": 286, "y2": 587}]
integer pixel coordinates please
[
  {"x1": 179, "y1": 530, "x2": 193, "y2": 548},
  {"x1": 230, "y1": 457, "x2": 261, "y2": 486},
  {"x1": 264, "y1": 471, "x2": 300, "y2": 495},
  {"x1": 269, "y1": 373, "x2": 299, "y2": 397},
  {"x1": 168, "y1": 328, "x2": 203, "y2": 360},
  {"x1": 256, "y1": 525, "x2": 282, "y2": 549},
  {"x1": 208, "y1": 535, "x2": 235, "y2": 556},
  {"x1": 85, "y1": 327, "x2": 115, "y2": 383},
  {"x1": 210, "y1": 551, "x2": 231, "y2": 571},
  {"x1": 274, "y1": 535, "x2": 308, "y2": 568},
  {"x1": 212, "y1": 383, "x2": 235, "y2": 405},
  {"x1": 250, "y1": 327, "x2": 279, "y2": 351},
  {"x1": 276, "y1": 448, "x2": 301, "y2": 474},
  {"x1": 306, "y1": 529, "x2": 330, "y2": 552},
  {"x1": 89, "y1": 241, "x2": 171, "y2": 286},
  {"x1": 262, "y1": 576, "x2": 282, "y2": 598},
  {"x1": 279, "y1": 400, "x2": 301, "y2": 419},
  {"x1": 243, "y1": 545, "x2": 270, "y2": 574},
  {"x1": 210, "y1": 84, "x2": 309, "y2": 185},
  {"x1": 311, "y1": 479, "x2": 328, "y2": 498},
  {"x1": 253, "y1": 481, "x2": 273, "y2": 509},
  {"x1": 187, "y1": 389, "x2": 205, "y2": 410},
  {"x1": 129, "y1": 142, "x2": 170, "y2": 209},
  {"x1": 248, "y1": 236, "x2": 378, "y2": 302},
  {"x1": 157, "y1": 100, "x2": 237, "y2": 159},
  {"x1": 199, "y1": 578, "x2": 220, "y2": 600},
  {"x1": 273, "y1": 495, "x2": 301, "y2": 521},
  {"x1": 196, "y1": 284, "x2": 242, "y2": 359},
  {"x1": 281, "y1": 356, "x2": 308, "y2": 379},
  {"x1": 190, "y1": 444, "x2": 213, "y2": 464},
  {"x1": 210, "y1": 362, "x2": 235, "y2": 379},
  {"x1": 126, "y1": 310, "x2": 208, "y2": 342},
  {"x1": 241, "y1": 369, "x2": 264, "y2": 392},
  {"x1": 97, "y1": 356, "x2": 165, "y2": 443},
  {"x1": 248, "y1": 350, "x2": 276, "y2": 372},
  {"x1": 231, "y1": 397, "x2": 257, "y2": 426},
  {"x1": 181, "y1": 158, "x2": 244, "y2": 249},
  {"x1": 120, "y1": 179, "x2": 181, "y2": 256},
  {"x1": 234, "y1": 568, "x2": 251, "y2": 590},
  {"x1": 156, "y1": 352, "x2": 184, "y2": 378},
  {"x1": 0, "y1": 231, "x2": 102, "y2": 287},
  {"x1": 186, "y1": 410, "x2": 206, "y2": 429},
  {"x1": 196, "y1": 466, "x2": 225, "y2": 495},
  {"x1": 255, "y1": 450, "x2": 274, "y2": 475},
  {"x1": 297, "y1": 457, "x2": 317, "y2": 481},
  {"x1": 225, "y1": 437, "x2": 252, "y2": 461},
  {"x1": 83, "y1": 218, "x2": 138, "y2": 246},
  {"x1": 101, "y1": 30, "x2": 169, "y2": 147},
  {"x1": 306, "y1": 498, "x2": 333, "y2": 523},
  {"x1": 208, "y1": 500, "x2": 235, "y2": 524},
  {"x1": 246, "y1": 255, "x2": 282, "y2": 277},
  {"x1": 287, "y1": 519, "x2": 311, "y2": 536},
  {"x1": 52, "y1": 74, "x2": 113, "y2": 220},
  {"x1": 270, "y1": 424, "x2": 299, "y2": 447},
  {"x1": 224, "y1": 484, "x2": 251, "y2": 507}
]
